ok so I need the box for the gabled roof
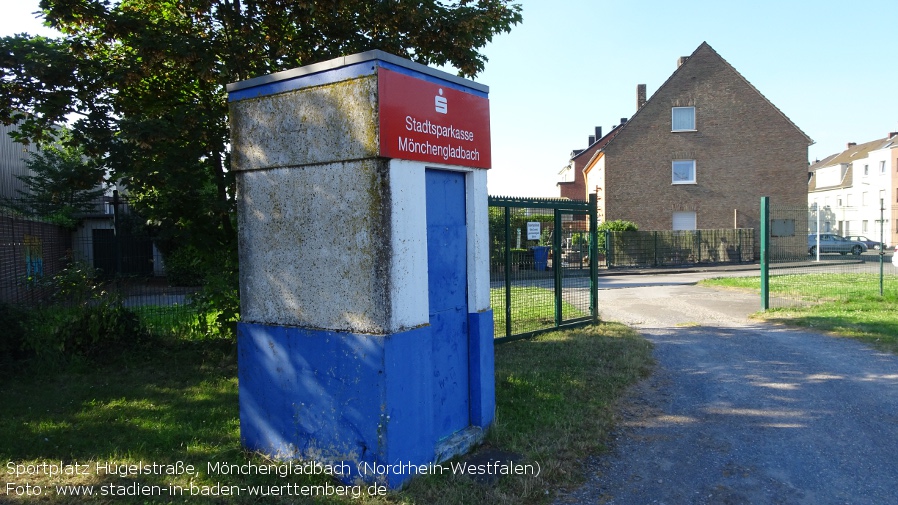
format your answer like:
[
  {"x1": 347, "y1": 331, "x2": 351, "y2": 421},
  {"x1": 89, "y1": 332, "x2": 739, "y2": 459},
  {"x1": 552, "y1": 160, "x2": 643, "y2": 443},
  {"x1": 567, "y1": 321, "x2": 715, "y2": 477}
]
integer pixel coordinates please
[
  {"x1": 602, "y1": 42, "x2": 813, "y2": 152},
  {"x1": 808, "y1": 136, "x2": 892, "y2": 191},
  {"x1": 809, "y1": 137, "x2": 891, "y2": 171},
  {"x1": 572, "y1": 123, "x2": 625, "y2": 162}
]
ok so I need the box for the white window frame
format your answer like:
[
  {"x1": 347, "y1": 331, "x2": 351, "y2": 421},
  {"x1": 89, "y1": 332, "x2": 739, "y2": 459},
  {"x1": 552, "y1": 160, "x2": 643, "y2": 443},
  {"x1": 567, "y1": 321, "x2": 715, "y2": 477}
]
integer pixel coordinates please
[
  {"x1": 671, "y1": 106, "x2": 696, "y2": 131},
  {"x1": 672, "y1": 159, "x2": 696, "y2": 184}
]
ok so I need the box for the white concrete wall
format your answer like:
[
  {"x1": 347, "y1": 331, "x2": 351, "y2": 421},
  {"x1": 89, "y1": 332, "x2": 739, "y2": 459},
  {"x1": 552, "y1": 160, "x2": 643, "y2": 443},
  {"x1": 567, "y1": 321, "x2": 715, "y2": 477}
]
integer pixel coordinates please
[{"x1": 387, "y1": 159, "x2": 429, "y2": 330}]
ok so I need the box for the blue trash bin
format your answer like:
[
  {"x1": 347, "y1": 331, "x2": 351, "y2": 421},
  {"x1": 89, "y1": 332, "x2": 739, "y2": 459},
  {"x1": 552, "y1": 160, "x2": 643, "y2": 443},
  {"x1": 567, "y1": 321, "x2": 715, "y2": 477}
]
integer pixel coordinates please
[{"x1": 532, "y1": 246, "x2": 550, "y2": 271}]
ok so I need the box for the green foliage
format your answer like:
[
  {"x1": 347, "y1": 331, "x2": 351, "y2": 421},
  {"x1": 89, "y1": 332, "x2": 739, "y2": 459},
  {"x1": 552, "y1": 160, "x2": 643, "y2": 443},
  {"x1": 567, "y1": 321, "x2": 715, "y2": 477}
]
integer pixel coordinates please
[
  {"x1": 15, "y1": 262, "x2": 147, "y2": 362},
  {"x1": 160, "y1": 244, "x2": 206, "y2": 287},
  {"x1": 2, "y1": 1, "x2": 524, "y2": 334},
  {"x1": 597, "y1": 219, "x2": 639, "y2": 232},
  {"x1": 0, "y1": 304, "x2": 30, "y2": 363},
  {"x1": 595, "y1": 219, "x2": 639, "y2": 254},
  {"x1": 2, "y1": 1, "x2": 522, "y2": 332},
  {"x1": 24, "y1": 301, "x2": 145, "y2": 360},
  {"x1": 3, "y1": 128, "x2": 106, "y2": 228}
]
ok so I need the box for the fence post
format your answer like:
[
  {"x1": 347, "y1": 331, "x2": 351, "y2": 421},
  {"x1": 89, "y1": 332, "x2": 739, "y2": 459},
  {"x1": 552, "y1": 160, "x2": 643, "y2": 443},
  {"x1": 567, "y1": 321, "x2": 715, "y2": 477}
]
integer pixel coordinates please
[
  {"x1": 760, "y1": 196, "x2": 769, "y2": 310},
  {"x1": 589, "y1": 193, "x2": 598, "y2": 323},
  {"x1": 553, "y1": 208, "x2": 563, "y2": 328},
  {"x1": 503, "y1": 205, "x2": 511, "y2": 338},
  {"x1": 113, "y1": 189, "x2": 122, "y2": 276},
  {"x1": 606, "y1": 230, "x2": 612, "y2": 268},
  {"x1": 879, "y1": 198, "x2": 886, "y2": 298},
  {"x1": 696, "y1": 230, "x2": 702, "y2": 262}
]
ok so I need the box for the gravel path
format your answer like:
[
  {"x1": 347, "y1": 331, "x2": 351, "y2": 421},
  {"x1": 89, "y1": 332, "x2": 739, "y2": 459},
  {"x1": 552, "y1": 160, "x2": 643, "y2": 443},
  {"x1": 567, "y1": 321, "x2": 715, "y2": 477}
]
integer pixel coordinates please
[{"x1": 555, "y1": 283, "x2": 898, "y2": 504}]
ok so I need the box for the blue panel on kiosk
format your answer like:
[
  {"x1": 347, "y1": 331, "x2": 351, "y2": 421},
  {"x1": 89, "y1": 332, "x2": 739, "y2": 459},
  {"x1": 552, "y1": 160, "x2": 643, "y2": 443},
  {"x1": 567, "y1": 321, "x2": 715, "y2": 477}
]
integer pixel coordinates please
[{"x1": 238, "y1": 322, "x2": 435, "y2": 487}]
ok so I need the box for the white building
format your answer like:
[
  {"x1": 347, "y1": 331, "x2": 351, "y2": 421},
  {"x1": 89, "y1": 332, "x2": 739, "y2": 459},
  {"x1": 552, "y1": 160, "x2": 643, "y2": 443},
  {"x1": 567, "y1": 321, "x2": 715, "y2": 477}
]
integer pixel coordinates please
[{"x1": 808, "y1": 133, "x2": 898, "y2": 248}]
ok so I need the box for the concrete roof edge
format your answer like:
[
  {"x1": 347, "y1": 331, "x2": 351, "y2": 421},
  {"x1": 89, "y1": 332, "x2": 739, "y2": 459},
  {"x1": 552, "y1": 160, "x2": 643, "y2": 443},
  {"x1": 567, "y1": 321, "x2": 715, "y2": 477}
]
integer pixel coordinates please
[{"x1": 227, "y1": 49, "x2": 488, "y2": 94}]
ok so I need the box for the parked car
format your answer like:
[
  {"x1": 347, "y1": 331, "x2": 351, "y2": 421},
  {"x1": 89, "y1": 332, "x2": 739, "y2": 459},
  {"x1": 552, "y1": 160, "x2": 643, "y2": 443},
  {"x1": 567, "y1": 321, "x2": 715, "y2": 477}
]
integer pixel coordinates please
[
  {"x1": 807, "y1": 234, "x2": 868, "y2": 256},
  {"x1": 846, "y1": 235, "x2": 883, "y2": 250}
]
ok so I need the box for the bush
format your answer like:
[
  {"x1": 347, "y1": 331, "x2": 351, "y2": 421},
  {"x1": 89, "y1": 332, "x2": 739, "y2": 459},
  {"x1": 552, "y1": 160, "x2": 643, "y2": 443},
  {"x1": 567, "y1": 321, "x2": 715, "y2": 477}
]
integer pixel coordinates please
[
  {"x1": 18, "y1": 262, "x2": 148, "y2": 361},
  {"x1": 161, "y1": 245, "x2": 206, "y2": 286},
  {"x1": 0, "y1": 304, "x2": 31, "y2": 363},
  {"x1": 596, "y1": 220, "x2": 639, "y2": 254},
  {"x1": 597, "y1": 219, "x2": 639, "y2": 232}
]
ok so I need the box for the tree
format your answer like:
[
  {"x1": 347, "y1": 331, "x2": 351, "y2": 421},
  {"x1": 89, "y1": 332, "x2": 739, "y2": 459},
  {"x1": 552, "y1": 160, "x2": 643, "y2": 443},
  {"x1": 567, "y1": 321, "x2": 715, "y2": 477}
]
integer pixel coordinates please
[
  {"x1": 6, "y1": 128, "x2": 106, "y2": 227},
  {"x1": 0, "y1": 0, "x2": 522, "y2": 313}
]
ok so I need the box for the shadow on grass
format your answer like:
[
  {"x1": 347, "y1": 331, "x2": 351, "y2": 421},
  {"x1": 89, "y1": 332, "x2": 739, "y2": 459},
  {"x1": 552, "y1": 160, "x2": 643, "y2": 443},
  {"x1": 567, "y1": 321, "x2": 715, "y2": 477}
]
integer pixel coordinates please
[
  {"x1": 1, "y1": 324, "x2": 653, "y2": 505},
  {"x1": 1, "y1": 337, "x2": 239, "y2": 463}
]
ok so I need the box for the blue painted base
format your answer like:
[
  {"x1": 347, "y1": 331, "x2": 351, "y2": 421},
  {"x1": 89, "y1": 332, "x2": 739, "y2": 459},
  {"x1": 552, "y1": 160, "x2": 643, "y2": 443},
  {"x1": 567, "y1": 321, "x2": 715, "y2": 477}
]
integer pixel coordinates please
[{"x1": 238, "y1": 315, "x2": 495, "y2": 488}]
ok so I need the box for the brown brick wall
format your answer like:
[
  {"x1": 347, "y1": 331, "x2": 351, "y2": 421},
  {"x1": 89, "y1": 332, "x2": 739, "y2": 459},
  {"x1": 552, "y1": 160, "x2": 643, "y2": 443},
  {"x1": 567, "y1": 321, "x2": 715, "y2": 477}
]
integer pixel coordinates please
[{"x1": 600, "y1": 44, "x2": 809, "y2": 236}]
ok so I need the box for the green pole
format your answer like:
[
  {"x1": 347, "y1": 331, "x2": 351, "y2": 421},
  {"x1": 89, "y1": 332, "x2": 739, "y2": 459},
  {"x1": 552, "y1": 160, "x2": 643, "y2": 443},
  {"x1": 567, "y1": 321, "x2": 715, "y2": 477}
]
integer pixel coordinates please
[
  {"x1": 589, "y1": 194, "x2": 598, "y2": 323},
  {"x1": 879, "y1": 198, "x2": 886, "y2": 298},
  {"x1": 760, "y1": 197, "x2": 769, "y2": 310},
  {"x1": 504, "y1": 206, "x2": 511, "y2": 338},
  {"x1": 554, "y1": 209, "x2": 563, "y2": 328}
]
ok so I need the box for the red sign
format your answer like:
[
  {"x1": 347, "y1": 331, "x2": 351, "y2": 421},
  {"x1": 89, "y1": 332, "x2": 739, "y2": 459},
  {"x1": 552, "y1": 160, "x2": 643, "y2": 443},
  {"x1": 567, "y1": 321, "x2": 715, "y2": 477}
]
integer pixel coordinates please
[{"x1": 378, "y1": 68, "x2": 491, "y2": 169}]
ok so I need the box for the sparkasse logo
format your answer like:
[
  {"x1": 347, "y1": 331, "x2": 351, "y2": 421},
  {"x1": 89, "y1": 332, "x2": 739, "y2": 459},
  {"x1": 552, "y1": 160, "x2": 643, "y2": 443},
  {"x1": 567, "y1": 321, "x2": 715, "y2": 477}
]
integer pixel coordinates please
[{"x1": 435, "y1": 89, "x2": 448, "y2": 114}]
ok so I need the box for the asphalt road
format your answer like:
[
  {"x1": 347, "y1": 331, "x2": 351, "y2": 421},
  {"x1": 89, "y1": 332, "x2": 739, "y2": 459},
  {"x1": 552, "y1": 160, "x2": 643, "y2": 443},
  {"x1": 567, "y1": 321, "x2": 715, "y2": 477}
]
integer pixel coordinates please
[{"x1": 554, "y1": 273, "x2": 898, "y2": 504}]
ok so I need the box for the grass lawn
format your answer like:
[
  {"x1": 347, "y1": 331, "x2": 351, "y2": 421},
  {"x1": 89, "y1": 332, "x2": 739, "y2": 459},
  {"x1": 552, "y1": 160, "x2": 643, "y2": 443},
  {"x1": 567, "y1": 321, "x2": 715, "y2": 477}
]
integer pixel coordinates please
[
  {"x1": 490, "y1": 286, "x2": 588, "y2": 338},
  {"x1": 1, "y1": 322, "x2": 652, "y2": 504},
  {"x1": 700, "y1": 274, "x2": 898, "y2": 354}
]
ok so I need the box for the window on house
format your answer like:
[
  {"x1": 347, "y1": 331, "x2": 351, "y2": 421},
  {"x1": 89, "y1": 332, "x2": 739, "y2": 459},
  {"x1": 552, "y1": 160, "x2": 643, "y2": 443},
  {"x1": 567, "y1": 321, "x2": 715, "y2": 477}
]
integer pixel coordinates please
[
  {"x1": 863, "y1": 220, "x2": 869, "y2": 232},
  {"x1": 672, "y1": 211, "x2": 696, "y2": 231},
  {"x1": 880, "y1": 160, "x2": 886, "y2": 174},
  {"x1": 671, "y1": 107, "x2": 695, "y2": 131},
  {"x1": 864, "y1": 165, "x2": 869, "y2": 176},
  {"x1": 672, "y1": 160, "x2": 696, "y2": 184},
  {"x1": 862, "y1": 192, "x2": 869, "y2": 206}
]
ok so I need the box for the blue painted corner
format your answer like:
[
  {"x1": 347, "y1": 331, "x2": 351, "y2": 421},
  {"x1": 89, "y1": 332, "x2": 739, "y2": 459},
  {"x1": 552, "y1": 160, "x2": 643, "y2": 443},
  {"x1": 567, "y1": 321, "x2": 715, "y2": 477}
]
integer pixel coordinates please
[{"x1": 468, "y1": 310, "x2": 496, "y2": 428}]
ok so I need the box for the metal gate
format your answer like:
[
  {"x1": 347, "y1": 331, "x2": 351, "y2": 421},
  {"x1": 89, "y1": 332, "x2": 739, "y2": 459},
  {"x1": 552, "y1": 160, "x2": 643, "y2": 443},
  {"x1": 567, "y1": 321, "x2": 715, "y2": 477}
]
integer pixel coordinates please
[{"x1": 488, "y1": 195, "x2": 599, "y2": 342}]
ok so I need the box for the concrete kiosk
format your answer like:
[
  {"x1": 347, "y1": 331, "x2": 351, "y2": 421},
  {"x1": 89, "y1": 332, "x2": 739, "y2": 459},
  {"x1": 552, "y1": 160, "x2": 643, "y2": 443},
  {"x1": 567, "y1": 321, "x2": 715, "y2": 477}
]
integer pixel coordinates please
[{"x1": 227, "y1": 51, "x2": 495, "y2": 488}]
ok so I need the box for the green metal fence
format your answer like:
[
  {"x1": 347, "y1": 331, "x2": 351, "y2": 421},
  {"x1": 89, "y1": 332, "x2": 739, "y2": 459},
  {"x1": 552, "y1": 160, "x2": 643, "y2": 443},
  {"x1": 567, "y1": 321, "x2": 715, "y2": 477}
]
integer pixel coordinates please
[
  {"x1": 1, "y1": 195, "x2": 200, "y2": 332},
  {"x1": 604, "y1": 228, "x2": 754, "y2": 267},
  {"x1": 761, "y1": 197, "x2": 898, "y2": 309},
  {"x1": 488, "y1": 195, "x2": 599, "y2": 342}
]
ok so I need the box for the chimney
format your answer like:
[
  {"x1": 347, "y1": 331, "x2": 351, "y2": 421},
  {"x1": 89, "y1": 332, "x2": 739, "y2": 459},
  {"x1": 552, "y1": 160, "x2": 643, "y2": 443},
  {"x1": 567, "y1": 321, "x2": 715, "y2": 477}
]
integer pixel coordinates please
[
  {"x1": 595, "y1": 126, "x2": 602, "y2": 140},
  {"x1": 588, "y1": 135, "x2": 596, "y2": 145},
  {"x1": 637, "y1": 84, "x2": 647, "y2": 110},
  {"x1": 847, "y1": 142, "x2": 857, "y2": 148},
  {"x1": 889, "y1": 132, "x2": 898, "y2": 139},
  {"x1": 620, "y1": 118, "x2": 628, "y2": 125},
  {"x1": 677, "y1": 56, "x2": 689, "y2": 67}
]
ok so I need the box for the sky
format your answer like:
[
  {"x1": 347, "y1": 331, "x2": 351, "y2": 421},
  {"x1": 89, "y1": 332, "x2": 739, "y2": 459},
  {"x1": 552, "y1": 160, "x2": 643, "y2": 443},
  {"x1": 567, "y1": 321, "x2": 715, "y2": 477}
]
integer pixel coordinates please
[{"x1": 3, "y1": 0, "x2": 897, "y2": 198}]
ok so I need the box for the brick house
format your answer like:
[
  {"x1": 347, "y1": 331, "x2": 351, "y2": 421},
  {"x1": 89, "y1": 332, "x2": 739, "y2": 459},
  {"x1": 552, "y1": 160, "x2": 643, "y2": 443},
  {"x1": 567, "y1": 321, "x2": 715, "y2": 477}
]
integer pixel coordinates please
[
  {"x1": 557, "y1": 122, "x2": 625, "y2": 201},
  {"x1": 582, "y1": 42, "x2": 813, "y2": 233}
]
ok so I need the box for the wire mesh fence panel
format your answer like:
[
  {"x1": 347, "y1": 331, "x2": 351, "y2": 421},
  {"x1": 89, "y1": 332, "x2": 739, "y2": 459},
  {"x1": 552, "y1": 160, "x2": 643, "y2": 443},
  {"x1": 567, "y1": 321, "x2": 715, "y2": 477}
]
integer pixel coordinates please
[
  {"x1": 605, "y1": 229, "x2": 754, "y2": 267},
  {"x1": 765, "y1": 203, "x2": 898, "y2": 309},
  {"x1": 0, "y1": 196, "x2": 201, "y2": 333},
  {"x1": 488, "y1": 196, "x2": 597, "y2": 341}
]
